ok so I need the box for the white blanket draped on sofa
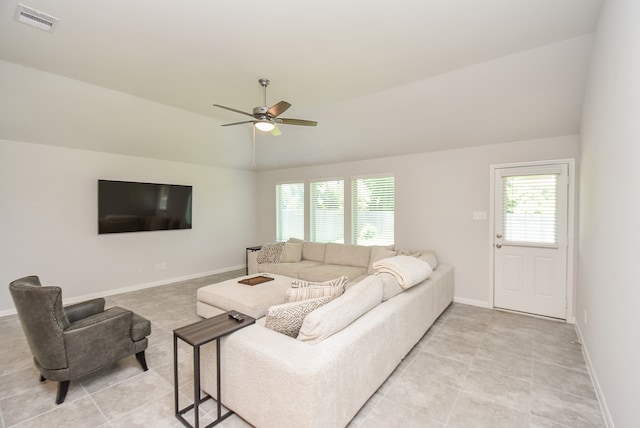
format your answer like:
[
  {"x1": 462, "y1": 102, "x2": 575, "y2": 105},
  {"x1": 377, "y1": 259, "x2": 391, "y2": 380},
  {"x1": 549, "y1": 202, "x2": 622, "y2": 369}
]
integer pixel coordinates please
[{"x1": 372, "y1": 255, "x2": 432, "y2": 288}]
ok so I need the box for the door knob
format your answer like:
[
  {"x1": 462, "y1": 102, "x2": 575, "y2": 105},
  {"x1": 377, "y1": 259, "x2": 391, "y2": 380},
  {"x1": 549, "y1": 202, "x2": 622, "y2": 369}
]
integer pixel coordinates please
[
  {"x1": 496, "y1": 233, "x2": 502, "y2": 239},
  {"x1": 496, "y1": 244, "x2": 502, "y2": 249}
]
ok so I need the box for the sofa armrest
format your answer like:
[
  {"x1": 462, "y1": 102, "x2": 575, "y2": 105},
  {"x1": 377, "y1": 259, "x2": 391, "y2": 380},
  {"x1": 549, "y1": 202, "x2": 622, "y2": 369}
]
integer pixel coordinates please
[
  {"x1": 248, "y1": 250, "x2": 259, "y2": 274},
  {"x1": 202, "y1": 323, "x2": 339, "y2": 428},
  {"x1": 64, "y1": 298, "x2": 106, "y2": 323},
  {"x1": 64, "y1": 306, "x2": 131, "y2": 332}
]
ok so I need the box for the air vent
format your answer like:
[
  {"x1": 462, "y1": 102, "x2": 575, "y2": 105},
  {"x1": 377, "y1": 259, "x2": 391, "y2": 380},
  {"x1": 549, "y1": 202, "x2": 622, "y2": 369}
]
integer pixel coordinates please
[{"x1": 14, "y1": 4, "x2": 60, "y2": 33}]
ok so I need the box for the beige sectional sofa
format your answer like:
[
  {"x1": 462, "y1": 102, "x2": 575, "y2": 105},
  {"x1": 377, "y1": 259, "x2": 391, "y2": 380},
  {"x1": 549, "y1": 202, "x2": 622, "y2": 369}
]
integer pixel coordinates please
[
  {"x1": 199, "y1": 241, "x2": 453, "y2": 428},
  {"x1": 248, "y1": 240, "x2": 438, "y2": 283}
]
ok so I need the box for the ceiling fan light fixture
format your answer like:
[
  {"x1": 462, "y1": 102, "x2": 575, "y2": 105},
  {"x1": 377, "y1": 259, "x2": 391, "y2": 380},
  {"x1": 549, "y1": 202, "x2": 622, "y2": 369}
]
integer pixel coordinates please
[{"x1": 255, "y1": 120, "x2": 275, "y2": 132}]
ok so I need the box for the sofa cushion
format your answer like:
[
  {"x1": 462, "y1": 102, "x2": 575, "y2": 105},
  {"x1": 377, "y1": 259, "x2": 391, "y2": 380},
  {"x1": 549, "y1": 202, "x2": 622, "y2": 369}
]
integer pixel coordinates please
[
  {"x1": 324, "y1": 243, "x2": 372, "y2": 268},
  {"x1": 297, "y1": 275, "x2": 383, "y2": 343},
  {"x1": 297, "y1": 265, "x2": 367, "y2": 283},
  {"x1": 398, "y1": 249, "x2": 438, "y2": 270},
  {"x1": 258, "y1": 260, "x2": 322, "y2": 278},
  {"x1": 377, "y1": 272, "x2": 404, "y2": 301},
  {"x1": 265, "y1": 297, "x2": 331, "y2": 337},
  {"x1": 281, "y1": 242, "x2": 302, "y2": 263},
  {"x1": 285, "y1": 276, "x2": 348, "y2": 303},
  {"x1": 302, "y1": 242, "x2": 326, "y2": 262},
  {"x1": 417, "y1": 251, "x2": 438, "y2": 270},
  {"x1": 368, "y1": 246, "x2": 398, "y2": 275},
  {"x1": 257, "y1": 242, "x2": 285, "y2": 263}
]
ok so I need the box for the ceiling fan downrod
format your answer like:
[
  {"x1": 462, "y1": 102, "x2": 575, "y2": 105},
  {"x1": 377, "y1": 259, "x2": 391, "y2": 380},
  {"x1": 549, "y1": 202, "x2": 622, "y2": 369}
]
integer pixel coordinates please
[{"x1": 259, "y1": 78, "x2": 270, "y2": 107}]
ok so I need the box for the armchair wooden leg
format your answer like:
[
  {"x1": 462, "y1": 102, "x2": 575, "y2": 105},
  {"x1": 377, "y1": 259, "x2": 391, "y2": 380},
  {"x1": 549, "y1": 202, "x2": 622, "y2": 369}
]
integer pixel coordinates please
[
  {"x1": 39, "y1": 375, "x2": 45, "y2": 382},
  {"x1": 56, "y1": 381, "x2": 70, "y2": 404},
  {"x1": 135, "y1": 351, "x2": 148, "y2": 371}
]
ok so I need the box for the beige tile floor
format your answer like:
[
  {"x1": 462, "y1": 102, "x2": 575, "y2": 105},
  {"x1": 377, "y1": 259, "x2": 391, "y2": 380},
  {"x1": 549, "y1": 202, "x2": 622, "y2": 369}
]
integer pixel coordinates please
[{"x1": 0, "y1": 269, "x2": 606, "y2": 427}]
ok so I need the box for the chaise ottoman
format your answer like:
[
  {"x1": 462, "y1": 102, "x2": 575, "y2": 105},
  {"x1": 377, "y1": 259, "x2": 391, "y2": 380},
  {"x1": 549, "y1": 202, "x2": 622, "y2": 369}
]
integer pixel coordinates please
[{"x1": 196, "y1": 274, "x2": 293, "y2": 319}]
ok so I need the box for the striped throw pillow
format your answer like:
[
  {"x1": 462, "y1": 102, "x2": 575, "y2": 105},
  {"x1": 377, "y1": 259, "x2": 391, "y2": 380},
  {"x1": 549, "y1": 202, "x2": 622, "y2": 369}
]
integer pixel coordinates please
[{"x1": 285, "y1": 275, "x2": 348, "y2": 303}]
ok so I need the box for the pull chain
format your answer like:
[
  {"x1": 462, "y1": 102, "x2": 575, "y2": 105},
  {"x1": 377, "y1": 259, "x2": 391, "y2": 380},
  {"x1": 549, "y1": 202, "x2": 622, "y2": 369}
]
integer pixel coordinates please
[{"x1": 252, "y1": 125, "x2": 257, "y2": 168}]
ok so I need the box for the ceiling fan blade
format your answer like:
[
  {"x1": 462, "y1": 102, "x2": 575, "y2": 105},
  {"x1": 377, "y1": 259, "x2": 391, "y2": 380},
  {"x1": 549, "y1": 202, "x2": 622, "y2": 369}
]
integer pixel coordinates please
[
  {"x1": 221, "y1": 120, "x2": 255, "y2": 127},
  {"x1": 213, "y1": 104, "x2": 255, "y2": 118},
  {"x1": 270, "y1": 126, "x2": 282, "y2": 136},
  {"x1": 267, "y1": 101, "x2": 291, "y2": 118},
  {"x1": 279, "y1": 118, "x2": 318, "y2": 127}
]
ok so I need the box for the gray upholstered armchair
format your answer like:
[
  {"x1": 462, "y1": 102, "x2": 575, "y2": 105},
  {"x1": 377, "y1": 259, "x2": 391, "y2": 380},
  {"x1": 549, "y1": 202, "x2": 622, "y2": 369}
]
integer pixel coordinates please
[{"x1": 9, "y1": 275, "x2": 151, "y2": 404}]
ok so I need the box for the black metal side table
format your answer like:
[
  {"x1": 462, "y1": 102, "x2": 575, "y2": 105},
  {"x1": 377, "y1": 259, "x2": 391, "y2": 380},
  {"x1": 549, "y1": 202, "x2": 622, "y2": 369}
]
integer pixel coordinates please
[
  {"x1": 245, "y1": 246, "x2": 262, "y2": 275},
  {"x1": 173, "y1": 311, "x2": 255, "y2": 428}
]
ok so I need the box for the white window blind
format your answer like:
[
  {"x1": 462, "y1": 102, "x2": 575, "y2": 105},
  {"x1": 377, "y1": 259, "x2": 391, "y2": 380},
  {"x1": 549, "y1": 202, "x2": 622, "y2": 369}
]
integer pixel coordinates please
[
  {"x1": 352, "y1": 176, "x2": 395, "y2": 245},
  {"x1": 502, "y1": 174, "x2": 558, "y2": 245},
  {"x1": 276, "y1": 182, "x2": 304, "y2": 241},
  {"x1": 310, "y1": 179, "x2": 344, "y2": 243}
]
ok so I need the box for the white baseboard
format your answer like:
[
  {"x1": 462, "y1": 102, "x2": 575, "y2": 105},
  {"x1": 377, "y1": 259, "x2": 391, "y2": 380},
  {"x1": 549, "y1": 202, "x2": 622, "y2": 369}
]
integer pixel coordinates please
[
  {"x1": 0, "y1": 308, "x2": 16, "y2": 317},
  {"x1": 453, "y1": 296, "x2": 492, "y2": 308},
  {"x1": 0, "y1": 265, "x2": 245, "y2": 318},
  {"x1": 574, "y1": 324, "x2": 614, "y2": 428}
]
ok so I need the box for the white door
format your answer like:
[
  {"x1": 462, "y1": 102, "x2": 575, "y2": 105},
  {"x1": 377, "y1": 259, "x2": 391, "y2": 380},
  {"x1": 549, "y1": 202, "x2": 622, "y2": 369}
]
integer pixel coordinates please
[{"x1": 493, "y1": 164, "x2": 569, "y2": 319}]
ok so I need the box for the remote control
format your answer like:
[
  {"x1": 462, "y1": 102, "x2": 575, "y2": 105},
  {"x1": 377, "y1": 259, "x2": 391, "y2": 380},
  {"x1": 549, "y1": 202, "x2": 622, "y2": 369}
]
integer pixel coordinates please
[{"x1": 228, "y1": 312, "x2": 244, "y2": 322}]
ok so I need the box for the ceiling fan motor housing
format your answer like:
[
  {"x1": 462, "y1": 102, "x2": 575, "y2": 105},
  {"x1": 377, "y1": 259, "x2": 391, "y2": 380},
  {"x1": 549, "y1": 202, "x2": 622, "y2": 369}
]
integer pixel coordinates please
[
  {"x1": 253, "y1": 106, "x2": 269, "y2": 115},
  {"x1": 214, "y1": 78, "x2": 317, "y2": 129}
]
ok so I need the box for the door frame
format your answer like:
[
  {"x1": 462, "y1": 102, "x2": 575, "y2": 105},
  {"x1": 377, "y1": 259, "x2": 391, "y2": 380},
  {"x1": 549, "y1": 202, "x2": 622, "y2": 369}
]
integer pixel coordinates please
[{"x1": 489, "y1": 159, "x2": 576, "y2": 323}]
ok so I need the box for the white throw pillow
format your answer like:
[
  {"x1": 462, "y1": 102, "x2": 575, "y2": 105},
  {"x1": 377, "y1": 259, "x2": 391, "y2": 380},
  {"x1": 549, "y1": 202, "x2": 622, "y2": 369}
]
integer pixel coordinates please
[
  {"x1": 280, "y1": 242, "x2": 303, "y2": 263},
  {"x1": 297, "y1": 275, "x2": 383, "y2": 343},
  {"x1": 265, "y1": 297, "x2": 331, "y2": 337}
]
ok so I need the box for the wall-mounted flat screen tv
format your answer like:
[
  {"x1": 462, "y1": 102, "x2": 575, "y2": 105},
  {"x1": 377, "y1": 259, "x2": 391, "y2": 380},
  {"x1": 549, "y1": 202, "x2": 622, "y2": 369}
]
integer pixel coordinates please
[{"x1": 98, "y1": 180, "x2": 192, "y2": 234}]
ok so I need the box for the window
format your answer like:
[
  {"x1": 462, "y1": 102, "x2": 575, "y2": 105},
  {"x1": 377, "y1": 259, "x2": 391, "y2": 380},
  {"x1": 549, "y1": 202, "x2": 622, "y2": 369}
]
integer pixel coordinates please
[
  {"x1": 352, "y1": 175, "x2": 395, "y2": 245},
  {"x1": 310, "y1": 179, "x2": 344, "y2": 243},
  {"x1": 502, "y1": 173, "x2": 559, "y2": 245},
  {"x1": 276, "y1": 182, "x2": 304, "y2": 241}
]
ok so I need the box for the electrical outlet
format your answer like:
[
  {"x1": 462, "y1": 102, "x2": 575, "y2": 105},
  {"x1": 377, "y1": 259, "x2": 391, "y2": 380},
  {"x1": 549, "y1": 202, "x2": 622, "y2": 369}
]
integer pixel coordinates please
[
  {"x1": 155, "y1": 262, "x2": 167, "y2": 271},
  {"x1": 472, "y1": 211, "x2": 487, "y2": 220}
]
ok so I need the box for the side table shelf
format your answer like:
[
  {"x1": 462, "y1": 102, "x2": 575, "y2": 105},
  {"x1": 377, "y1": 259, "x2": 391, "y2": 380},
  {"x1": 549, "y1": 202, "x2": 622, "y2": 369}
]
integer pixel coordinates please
[{"x1": 173, "y1": 311, "x2": 255, "y2": 428}]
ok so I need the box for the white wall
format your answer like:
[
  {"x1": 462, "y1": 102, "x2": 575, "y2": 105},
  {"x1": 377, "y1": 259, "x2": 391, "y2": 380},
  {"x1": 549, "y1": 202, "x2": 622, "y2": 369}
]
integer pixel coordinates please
[
  {"x1": 257, "y1": 136, "x2": 578, "y2": 307},
  {"x1": 0, "y1": 139, "x2": 258, "y2": 313},
  {"x1": 0, "y1": 60, "x2": 253, "y2": 170},
  {"x1": 577, "y1": 1, "x2": 640, "y2": 426}
]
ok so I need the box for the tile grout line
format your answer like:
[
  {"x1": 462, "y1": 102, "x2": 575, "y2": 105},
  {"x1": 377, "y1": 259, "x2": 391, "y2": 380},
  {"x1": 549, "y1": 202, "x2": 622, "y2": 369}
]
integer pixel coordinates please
[{"x1": 85, "y1": 382, "x2": 111, "y2": 427}]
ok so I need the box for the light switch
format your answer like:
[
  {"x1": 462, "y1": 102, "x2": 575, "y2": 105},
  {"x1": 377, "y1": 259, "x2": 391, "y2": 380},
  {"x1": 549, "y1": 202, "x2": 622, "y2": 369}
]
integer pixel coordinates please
[{"x1": 473, "y1": 211, "x2": 487, "y2": 220}]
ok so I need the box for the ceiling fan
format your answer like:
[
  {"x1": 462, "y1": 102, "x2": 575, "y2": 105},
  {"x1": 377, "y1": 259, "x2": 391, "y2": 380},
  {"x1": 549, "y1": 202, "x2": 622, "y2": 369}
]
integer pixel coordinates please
[{"x1": 213, "y1": 78, "x2": 318, "y2": 136}]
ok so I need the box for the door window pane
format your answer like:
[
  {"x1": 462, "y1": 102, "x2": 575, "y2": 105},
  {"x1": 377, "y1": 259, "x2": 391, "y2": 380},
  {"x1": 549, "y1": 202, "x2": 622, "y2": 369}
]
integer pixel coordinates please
[{"x1": 502, "y1": 174, "x2": 558, "y2": 245}]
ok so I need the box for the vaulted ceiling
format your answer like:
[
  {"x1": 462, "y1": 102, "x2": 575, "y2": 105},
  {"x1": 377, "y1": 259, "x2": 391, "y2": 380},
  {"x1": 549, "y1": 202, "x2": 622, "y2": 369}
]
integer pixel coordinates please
[{"x1": 0, "y1": 0, "x2": 603, "y2": 170}]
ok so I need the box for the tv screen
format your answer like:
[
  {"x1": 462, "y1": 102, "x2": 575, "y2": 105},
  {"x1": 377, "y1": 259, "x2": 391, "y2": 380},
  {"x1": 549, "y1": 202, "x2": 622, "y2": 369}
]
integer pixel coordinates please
[{"x1": 98, "y1": 180, "x2": 192, "y2": 234}]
